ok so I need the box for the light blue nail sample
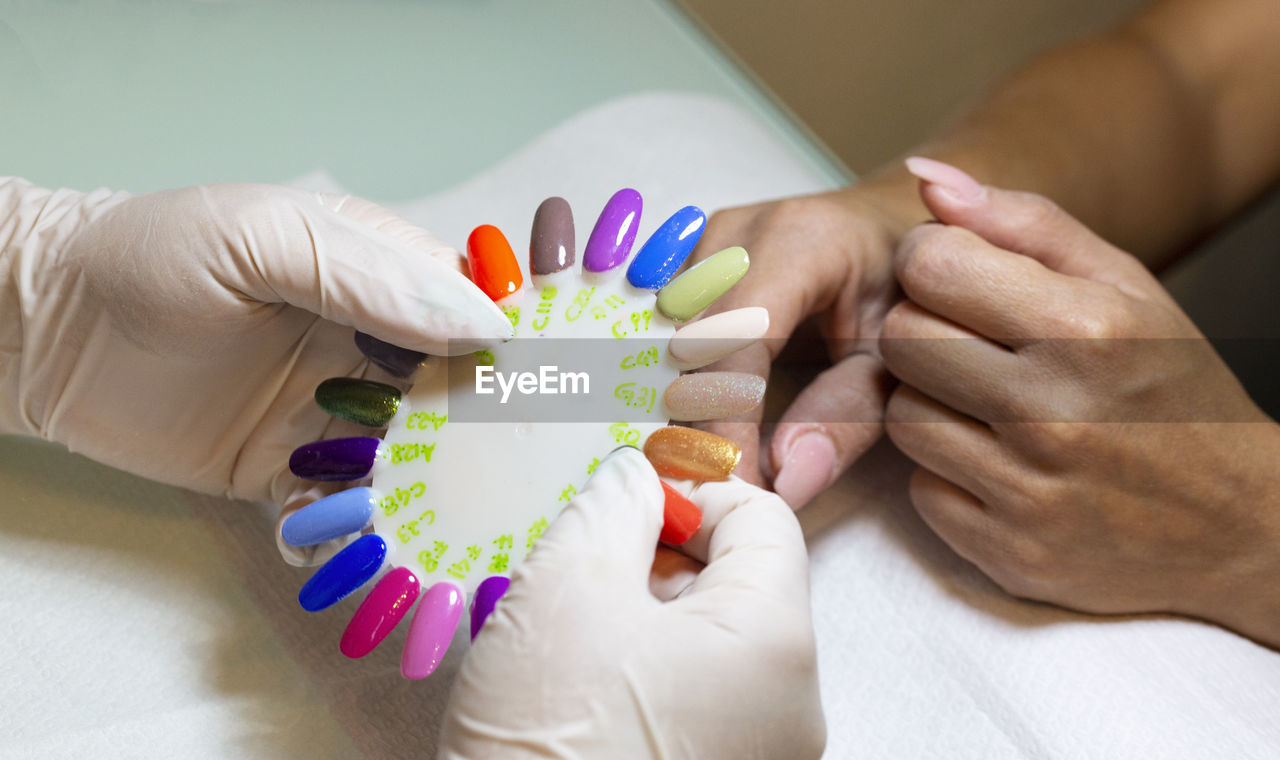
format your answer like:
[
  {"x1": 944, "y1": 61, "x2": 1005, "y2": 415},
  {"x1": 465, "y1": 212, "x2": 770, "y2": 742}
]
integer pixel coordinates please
[
  {"x1": 298, "y1": 533, "x2": 386, "y2": 612},
  {"x1": 282, "y1": 487, "x2": 377, "y2": 547},
  {"x1": 626, "y1": 205, "x2": 705, "y2": 289}
]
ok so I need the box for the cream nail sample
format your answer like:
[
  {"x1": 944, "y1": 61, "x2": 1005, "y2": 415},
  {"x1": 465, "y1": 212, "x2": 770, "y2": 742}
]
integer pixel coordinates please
[
  {"x1": 664, "y1": 371, "x2": 765, "y2": 421},
  {"x1": 667, "y1": 307, "x2": 769, "y2": 370}
]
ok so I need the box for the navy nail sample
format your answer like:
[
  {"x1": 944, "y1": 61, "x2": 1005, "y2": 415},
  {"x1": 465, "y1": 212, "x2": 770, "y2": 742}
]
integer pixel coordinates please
[
  {"x1": 626, "y1": 205, "x2": 705, "y2": 289},
  {"x1": 282, "y1": 487, "x2": 377, "y2": 546},
  {"x1": 298, "y1": 533, "x2": 387, "y2": 612},
  {"x1": 289, "y1": 437, "x2": 381, "y2": 481},
  {"x1": 354, "y1": 331, "x2": 426, "y2": 377}
]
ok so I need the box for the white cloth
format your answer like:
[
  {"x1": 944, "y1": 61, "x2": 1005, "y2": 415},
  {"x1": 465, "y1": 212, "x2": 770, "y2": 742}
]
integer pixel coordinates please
[{"x1": 2, "y1": 92, "x2": 1277, "y2": 760}]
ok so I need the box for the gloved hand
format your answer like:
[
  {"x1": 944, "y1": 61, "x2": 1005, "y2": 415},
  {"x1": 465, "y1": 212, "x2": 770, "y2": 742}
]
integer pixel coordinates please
[
  {"x1": 0, "y1": 177, "x2": 512, "y2": 504},
  {"x1": 439, "y1": 446, "x2": 825, "y2": 760}
]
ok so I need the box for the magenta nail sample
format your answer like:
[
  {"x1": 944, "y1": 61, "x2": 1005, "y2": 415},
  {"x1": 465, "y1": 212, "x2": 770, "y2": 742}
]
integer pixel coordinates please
[
  {"x1": 339, "y1": 567, "x2": 421, "y2": 659},
  {"x1": 289, "y1": 437, "x2": 381, "y2": 481},
  {"x1": 401, "y1": 582, "x2": 464, "y2": 680},
  {"x1": 583, "y1": 188, "x2": 642, "y2": 272},
  {"x1": 530, "y1": 196, "x2": 575, "y2": 275},
  {"x1": 469, "y1": 575, "x2": 511, "y2": 640},
  {"x1": 354, "y1": 331, "x2": 427, "y2": 377}
]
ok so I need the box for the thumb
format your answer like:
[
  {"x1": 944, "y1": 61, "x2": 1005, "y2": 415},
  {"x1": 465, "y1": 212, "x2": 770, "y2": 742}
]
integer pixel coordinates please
[
  {"x1": 198, "y1": 184, "x2": 512, "y2": 355},
  {"x1": 904, "y1": 157, "x2": 1150, "y2": 289},
  {"x1": 514, "y1": 446, "x2": 666, "y2": 595}
]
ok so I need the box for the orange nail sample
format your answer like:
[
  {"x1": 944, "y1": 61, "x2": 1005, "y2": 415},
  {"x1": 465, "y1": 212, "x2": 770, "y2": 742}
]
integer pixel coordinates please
[
  {"x1": 467, "y1": 224, "x2": 524, "y2": 301},
  {"x1": 643, "y1": 426, "x2": 741, "y2": 481},
  {"x1": 660, "y1": 482, "x2": 702, "y2": 544}
]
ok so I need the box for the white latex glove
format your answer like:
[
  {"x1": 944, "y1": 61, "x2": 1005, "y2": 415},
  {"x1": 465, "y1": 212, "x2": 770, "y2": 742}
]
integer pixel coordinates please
[
  {"x1": 0, "y1": 177, "x2": 512, "y2": 504},
  {"x1": 439, "y1": 446, "x2": 825, "y2": 760}
]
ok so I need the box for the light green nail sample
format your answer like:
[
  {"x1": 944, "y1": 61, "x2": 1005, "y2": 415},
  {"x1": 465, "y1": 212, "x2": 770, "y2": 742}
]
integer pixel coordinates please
[
  {"x1": 656, "y1": 246, "x2": 750, "y2": 322},
  {"x1": 315, "y1": 377, "x2": 402, "y2": 427}
]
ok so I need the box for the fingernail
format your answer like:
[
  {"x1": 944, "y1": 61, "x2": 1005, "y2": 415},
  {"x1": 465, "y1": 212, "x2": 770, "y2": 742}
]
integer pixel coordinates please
[
  {"x1": 354, "y1": 332, "x2": 426, "y2": 377},
  {"x1": 773, "y1": 432, "x2": 837, "y2": 508},
  {"x1": 656, "y1": 246, "x2": 749, "y2": 322},
  {"x1": 469, "y1": 575, "x2": 511, "y2": 640},
  {"x1": 904, "y1": 156, "x2": 987, "y2": 205},
  {"x1": 583, "y1": 188, "x2": 642, "y2": 272},
  {"x1": 340, "y1": 567, "x2": 420, "y2": 658},
  {"x1": 667, "y1": 307, "x2": 770, "y2": 370},
  {"x1": 530, "y1": 196, "x2": 575, "y2": 275},
  {"x1": 663, "y1": 371, "x2": 765, "y2": 421},
  {"x1": 281, "y1": 486, "x2": 377, "y2": 546},
  {"x1": 626, "y1": 205, "x2": 705, "y2": 289},
  {"x1": 467, "y1": 224, "x2": 524, "y2": 301},
  {"x1": 659, "y1": 482, "x2": 702, "y2": 544},
  {"x1": 289, "y1": 437, "x2": 381, "y2": 481},
  {"x1": 298, "y1": 533, "x2": 387, "y2": 612},
  {"x1": 643, "y1": 426, "x2": 741, "y2": 481},
  {"x1": 315, "y1": 377, "x2": 402, "y2": 427},
  {"x1": 402, "y1": 581, "x2": 464, "y2": 679}
]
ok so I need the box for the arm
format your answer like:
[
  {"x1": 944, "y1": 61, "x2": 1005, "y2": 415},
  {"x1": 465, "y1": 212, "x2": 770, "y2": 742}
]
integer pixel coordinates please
[
  {"x1": 856, "y1": 0, "x2": 1280, "y2": 265},
  {"x1": 692, "y1": 0, "x2": 1280, "y2": 503}
]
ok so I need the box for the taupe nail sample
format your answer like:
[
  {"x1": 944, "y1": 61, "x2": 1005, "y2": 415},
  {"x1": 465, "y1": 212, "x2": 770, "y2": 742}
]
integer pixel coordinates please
[
  {"x1": 530, "y1": 196, "x2": 575, "y2": 275},
  {"x1": 664, "y1": 371, "x2": 766, "y2": 421}
]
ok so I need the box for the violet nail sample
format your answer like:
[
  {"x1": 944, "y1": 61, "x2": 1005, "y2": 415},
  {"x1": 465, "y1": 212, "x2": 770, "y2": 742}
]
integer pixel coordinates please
[
  {"x1": 354, "y1": 331, "x2": 426, "y2": 377},
  {"x1": 469, "y1": 575, "x2": 511, "y2": 640},
  {"x1": 289, "y1": 437, "x2": 381, "y2": 481},
  {"x1": 530, "y1": 196, "x2": 575, "y2": 275},
  {"x1": 583, "y1": 188, "x2": 642, "y2": 272}
]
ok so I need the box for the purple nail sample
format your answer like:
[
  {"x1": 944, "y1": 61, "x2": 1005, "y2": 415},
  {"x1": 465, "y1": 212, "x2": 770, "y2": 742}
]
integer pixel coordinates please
[
  {"x1": 289, "y1": 437, "x2": 381, "y2": 481},
  {"x1": 469, "y1": 575, "x2": 511, "y2": 640},
  {"x1": 354, "y1": 331, "x2": 426, "y2": 377},
  {"x1": 583, "y1": 188, "x2": 642, "y2": 272},
  {"x1": 530, "y1": 197, "x2": 575, "y2": 275}
]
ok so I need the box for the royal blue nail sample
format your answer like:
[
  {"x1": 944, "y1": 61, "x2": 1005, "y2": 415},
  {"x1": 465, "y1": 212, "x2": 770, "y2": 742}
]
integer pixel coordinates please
[
  {"x1": 298, "y1": 534, "x2": 387, "y2": 612},
  {"x1": 354, "y1": 331, "x2": 426, "y2": 377},
  {"x1": 583, "y1": 188, "x2": 642, "y2": 272},
  {"x1": 289, "y1": 437, "x2": 381, "y2": 481},
  {"x1": 282, "y1": 487, "x2": 377, "y2": 546},
  {"x1": 470, "y1": 575, "x2": 511, "y2": 640},
  {"x1": 626, "y1": 205, "x2": 706, "y2": 289}
]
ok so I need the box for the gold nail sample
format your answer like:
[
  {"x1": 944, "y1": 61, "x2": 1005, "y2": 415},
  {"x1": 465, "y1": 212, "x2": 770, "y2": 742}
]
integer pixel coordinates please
[
  {"x1": 642, "y1": 426, "x2": 741, "y2": 481},
  {"x1": 664, "y1": 372, "x2": 765, "y2": 421}
]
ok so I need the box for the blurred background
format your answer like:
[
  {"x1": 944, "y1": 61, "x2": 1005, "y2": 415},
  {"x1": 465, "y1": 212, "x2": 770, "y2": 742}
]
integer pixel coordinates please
[{"x1": 678, "y1": 0, "x2": 1147, "y2": 172}]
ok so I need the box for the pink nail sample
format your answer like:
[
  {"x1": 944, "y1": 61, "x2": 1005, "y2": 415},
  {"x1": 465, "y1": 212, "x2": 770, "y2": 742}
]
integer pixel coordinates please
[{"x1": 401, "y1": 581, "x2": 465, "y2": 679}]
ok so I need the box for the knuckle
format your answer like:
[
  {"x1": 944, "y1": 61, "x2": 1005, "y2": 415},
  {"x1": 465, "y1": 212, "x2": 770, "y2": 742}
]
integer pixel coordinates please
[{"x1": 1008, "y1": 190, "x2": 1069, "y2": 233}]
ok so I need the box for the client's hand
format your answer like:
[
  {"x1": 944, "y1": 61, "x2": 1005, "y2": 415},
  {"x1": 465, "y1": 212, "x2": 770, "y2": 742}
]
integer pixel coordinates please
[{"x1": 882, "y1": 159, "x2": 1280, "y2": 647}]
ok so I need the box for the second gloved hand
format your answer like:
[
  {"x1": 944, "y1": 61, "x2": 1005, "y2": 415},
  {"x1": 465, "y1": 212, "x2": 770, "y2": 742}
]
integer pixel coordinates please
[{"x1": 439, "y1": 447, "x2": 825, "y2": 759}]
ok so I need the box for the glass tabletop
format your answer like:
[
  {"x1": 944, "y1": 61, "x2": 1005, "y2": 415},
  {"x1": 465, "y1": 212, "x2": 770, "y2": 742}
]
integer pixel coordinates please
[{"x1": 1, "y1": 0, "x2": 849, "y2": 201}]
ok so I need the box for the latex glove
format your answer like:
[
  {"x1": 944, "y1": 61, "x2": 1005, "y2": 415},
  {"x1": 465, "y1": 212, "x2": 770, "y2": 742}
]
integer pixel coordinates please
[
  {"x1": 439, "y1": 447, "x2": 825, "y2": 760},
  {"x1": 881, "y1": 158, "x2": 1280, "y2": 647},
  {"x1": 0, "y1": 177, "x2": 512, "y2": 504},
  {"x1": 683, "y1": 183, "x2": 919, "y2": 507}
]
